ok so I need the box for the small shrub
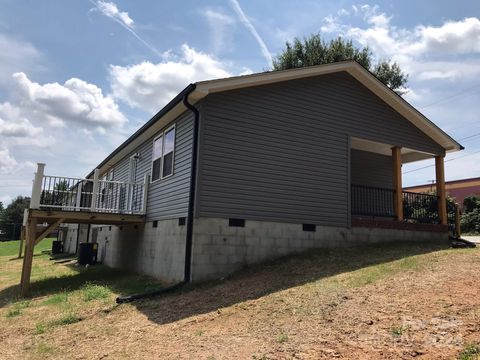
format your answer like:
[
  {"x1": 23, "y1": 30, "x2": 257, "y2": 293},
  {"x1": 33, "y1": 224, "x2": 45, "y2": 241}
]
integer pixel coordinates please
[
  {"x1": 277, "y1": 333, "x2": 288, "y2": 343},
  {"x1": 81, "y1": 283, "x2": 111, "y2": 301},
  {"x1": 459, "y1": 343, "x2": 480, "y2": 360},
  {"x1": 35, "y1": 323, "x2": 46, "y2": 335},
  {"x1": 390, "y1": 325, "x2": 408, "y2": 337}
]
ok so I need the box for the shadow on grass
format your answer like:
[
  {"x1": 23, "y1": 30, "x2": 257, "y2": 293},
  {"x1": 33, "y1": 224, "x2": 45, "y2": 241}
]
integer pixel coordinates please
[
  {"x1": 0, "y1": 241, "x2": 452, "y2": 325},
  {"x1": 134, "y1": 241, "x2": 451, "y2": 326}
]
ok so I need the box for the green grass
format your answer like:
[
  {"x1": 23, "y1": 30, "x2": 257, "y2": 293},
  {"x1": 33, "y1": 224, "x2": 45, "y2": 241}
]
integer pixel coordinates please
[
  {"x1": 276, "y1": 332, "x2": 288, "y2": 343},
  {"x1": 0, "y1": 238, "x2": 53, "y2": 257},
  {"x1": 81, "y1": 283, "x2": 112, "y2": 301},
  {"x1": 34, "y1": 323, "x2": 46, "y2": 335},
  {"x1": 47, "y1": 312, "x2": 83, "y2": 327},
  {"x1": 34, "y1": 342, "x2": 55, "y2": 356},
  {"x1": 42, "y1": 292, "x2": 69, "y2": 305},
  {"x1": 390, "y1": 325, "x2": 408, "y2": 337},
  {"x1": 5, "y1": 299, "x2": 31, "y2": 317},
  {"x1": 6, "y1": 307, "x2": 21, "y2": 317},
  {"x1": 459, "y1": 343, "x2": 480, "y2": 360}
]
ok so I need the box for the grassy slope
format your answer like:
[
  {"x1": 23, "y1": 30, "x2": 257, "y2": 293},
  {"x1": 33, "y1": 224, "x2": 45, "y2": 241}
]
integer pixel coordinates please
[
  {"x1": 0, "y1": 238, "x2": 53, "y2": 257},
  {"x1": 0, "y1": 240, "x2": 478, "y2": 359}
]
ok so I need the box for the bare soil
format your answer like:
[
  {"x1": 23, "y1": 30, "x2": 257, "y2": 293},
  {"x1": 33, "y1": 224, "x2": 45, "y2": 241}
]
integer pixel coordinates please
[{"x1": 1, "y1": 243, "x2": 479, "y2": 359}]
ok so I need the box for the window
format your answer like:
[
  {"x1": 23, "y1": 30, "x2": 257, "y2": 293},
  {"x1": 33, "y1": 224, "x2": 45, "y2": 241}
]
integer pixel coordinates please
[{"x1": 151, "y1": 125, "x2": 175, "y2": 182}]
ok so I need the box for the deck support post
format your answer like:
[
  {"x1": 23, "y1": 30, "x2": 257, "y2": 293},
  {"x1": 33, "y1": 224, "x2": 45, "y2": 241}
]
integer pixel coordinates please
[
  {"x1": 435, "y1": 155, "x2": 447, "y2": 225},
  {"x1": 392, "y1": 146, "x2": 403, "y2": 221},
  {"x1": 18, "y1": 209, "x2": 29, "y2": 258},
  {"x1": 20, "y1": 216, "x2": 37, "y2": 297},
  {"x1": 30, "y1": 163, "x2": 45, "y2": 209}
]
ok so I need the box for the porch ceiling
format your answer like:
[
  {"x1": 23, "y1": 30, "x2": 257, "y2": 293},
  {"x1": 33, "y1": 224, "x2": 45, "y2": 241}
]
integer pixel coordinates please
[{"x1": 350, "y1": 137, "x2": 433, "y2": 163}]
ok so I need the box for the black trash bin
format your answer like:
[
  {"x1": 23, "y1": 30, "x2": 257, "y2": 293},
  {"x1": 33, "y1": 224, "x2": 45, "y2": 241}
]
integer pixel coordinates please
[
  {"x1": 78, "y1": 242, "x2": 98, "y2": 265},
  {"x1": 51, "y1": 240, "x2": 63, "y2": 255}
]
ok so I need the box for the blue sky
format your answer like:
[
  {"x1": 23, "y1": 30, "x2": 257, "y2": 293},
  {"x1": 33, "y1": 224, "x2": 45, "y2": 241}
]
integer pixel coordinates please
[{"x1": 0, "y1": 0, "x2": 479, "y2": 204}]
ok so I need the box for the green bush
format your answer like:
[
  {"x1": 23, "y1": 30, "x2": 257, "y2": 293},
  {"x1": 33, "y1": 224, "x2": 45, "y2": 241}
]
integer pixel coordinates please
[{"x1": 461, "y1": 196, "x2": 480, "y2": 234}]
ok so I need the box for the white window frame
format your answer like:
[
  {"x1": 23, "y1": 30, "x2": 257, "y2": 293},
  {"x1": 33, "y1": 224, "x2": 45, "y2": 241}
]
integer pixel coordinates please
[{"x1": 151, "y1": 124, "x2": 176, "y2": 183}]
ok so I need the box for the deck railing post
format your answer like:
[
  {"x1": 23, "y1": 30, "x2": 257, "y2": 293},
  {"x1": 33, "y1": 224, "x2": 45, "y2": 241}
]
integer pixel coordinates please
[
  {"x1": 142, "y1": 174, "x2": 149, "y2": 214},
  {"x1": 91, "y1": 169, "x2": 100, "y2": 212},
  {"x1": 30, "y1": 163, "x2": 45, "y2": 209},
  {"x1": 75, "y1": 181, "x2": 83, "y2": 211}
]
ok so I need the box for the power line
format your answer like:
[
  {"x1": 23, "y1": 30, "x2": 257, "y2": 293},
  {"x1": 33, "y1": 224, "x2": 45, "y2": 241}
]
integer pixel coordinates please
[
  {"x1": 404, "y1": 149, "x2": 480, "y2": 174},
  {"x1": 418, "y1": 85, "x2": 480, "y2": 110},
  {"x1": 457, "y1": 132, "x2": 480, "y2": 142}
]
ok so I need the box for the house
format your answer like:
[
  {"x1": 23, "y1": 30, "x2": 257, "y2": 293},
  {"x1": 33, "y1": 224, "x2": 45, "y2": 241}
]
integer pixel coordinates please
[
  {"x1": 21, "y1": 61, "x2": 463, "y2": 294},
  {"x1": 404, "y1": 176, "x2": 480, "y2": 208}
]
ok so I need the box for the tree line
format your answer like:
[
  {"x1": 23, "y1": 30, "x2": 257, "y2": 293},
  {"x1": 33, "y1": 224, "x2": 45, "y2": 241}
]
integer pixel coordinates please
[{"x1": 0, "y1": 196, "x2": 30, "y2": 241}]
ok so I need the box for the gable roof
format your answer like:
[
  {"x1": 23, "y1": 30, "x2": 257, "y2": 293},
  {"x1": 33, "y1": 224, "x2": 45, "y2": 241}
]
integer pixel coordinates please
[{"x1": 88, "y1": 61, "x2": 463, "y2": 177}]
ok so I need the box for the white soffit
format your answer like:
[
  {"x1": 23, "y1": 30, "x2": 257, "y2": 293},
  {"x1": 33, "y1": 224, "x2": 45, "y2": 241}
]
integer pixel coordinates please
[{"x1": 350, "y1": 137, "x2": 433, "y2": 163}]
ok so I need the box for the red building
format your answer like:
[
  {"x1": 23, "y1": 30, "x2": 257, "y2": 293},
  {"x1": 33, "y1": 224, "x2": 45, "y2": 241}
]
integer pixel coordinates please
[{"x1": 404, "y1": 176, "x2": 480, "y2": 206}]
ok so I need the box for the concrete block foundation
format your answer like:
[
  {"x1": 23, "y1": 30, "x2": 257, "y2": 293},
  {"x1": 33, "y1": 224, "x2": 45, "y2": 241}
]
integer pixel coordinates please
[{"x1": 191, "y1": 217, "x2": 449, "y2": 282}]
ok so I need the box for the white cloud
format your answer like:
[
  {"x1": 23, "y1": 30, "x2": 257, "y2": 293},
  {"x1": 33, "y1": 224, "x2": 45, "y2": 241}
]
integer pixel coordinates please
[
  {"x1": 91, "y1": 0, "x2": 164, "y2": 59},
  {"x1": 416, "y1": 70, "x2": 459, "y2": 81},
  {"x1": 413, "y1": 17, "x2": 480, "y2": 54},
  {"x1": 12, "y1": 72, "x2": 127, "y2": 128},
  {"x1": 0, "y1": 102, "x2": 43, "y2": 137},
  {"x1": 0, "y1": 117, "x2": 42, "y2": 138},
  {"x1": 109, "y1": 44, "x2": 231, "y2": 112},
  {"x1": 202, "y1": 9, "x2": 236, "y2": 53},
  {"x1": 323, "y1": 6, "x2": 480, "y2": 61},
  {"x1": 320, "y1": 7, "x2": 480, "y2": 84},
  {"x1": 228, "y1": 0, "x2": 272, "y2": 67},
  {"x1": 94, "y1": 0, "x2": 134, "y2": 28},
  {"x1": 0, "y1": 147, "x2": 18, "y2": 174},
  {"x1": 0, "y1": 34, "x2": 44, "y2": 85}
]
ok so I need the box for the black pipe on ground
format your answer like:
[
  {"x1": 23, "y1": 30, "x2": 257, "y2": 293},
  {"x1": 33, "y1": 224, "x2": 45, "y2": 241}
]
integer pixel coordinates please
[{"x1": 116, "y1": 281, "x2": 186, "y2": 304}]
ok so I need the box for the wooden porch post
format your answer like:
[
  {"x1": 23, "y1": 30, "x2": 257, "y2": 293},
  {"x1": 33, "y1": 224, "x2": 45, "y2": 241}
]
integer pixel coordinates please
[
  {"x1": 20, "y1": 216, "x2": 37, "y2": 297},
  {"x1": 435, "y1": 155, "x2": 447, "y2": 225},
  {"x1": 392, "y1": 146, "x2": 403, "y2": 221}
]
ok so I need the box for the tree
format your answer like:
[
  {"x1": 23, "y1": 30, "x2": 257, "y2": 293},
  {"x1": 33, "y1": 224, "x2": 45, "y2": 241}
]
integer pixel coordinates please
[
  {"x1": 0, "y1": 196, "x2": 30, "y2": 241},
  {"x1": 461, "y1": 195, "x2": 480, "y2": 234},
  {"x1": 272, "y1": 35, "x2": 408, "y2": 94}
]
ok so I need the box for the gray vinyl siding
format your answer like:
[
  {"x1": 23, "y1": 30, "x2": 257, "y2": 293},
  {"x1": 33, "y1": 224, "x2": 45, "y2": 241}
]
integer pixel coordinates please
[
  {"x1": 197, "y1": 71, "x2": 444, "y2": 227},
  {"x1": 350, "y1": 149, "x2": 393, "y2": 189},
  {"x1": 103, "y1": 111, "x2": 194, "y2": 221}
]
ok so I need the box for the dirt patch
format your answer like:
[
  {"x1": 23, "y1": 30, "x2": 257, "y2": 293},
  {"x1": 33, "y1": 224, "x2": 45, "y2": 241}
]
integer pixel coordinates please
[{"x1": 1, "y1": 244, "x2": 479, "y2": 359}]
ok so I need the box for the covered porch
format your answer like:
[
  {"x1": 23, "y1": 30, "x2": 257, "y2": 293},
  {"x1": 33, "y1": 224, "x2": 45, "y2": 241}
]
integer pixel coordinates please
[
  {"x1": 349, "y1": 137, "x2": 459, "y2": 235},
  {"x1": 19, "y1": 163, "x2": 149, "y2": 296}
]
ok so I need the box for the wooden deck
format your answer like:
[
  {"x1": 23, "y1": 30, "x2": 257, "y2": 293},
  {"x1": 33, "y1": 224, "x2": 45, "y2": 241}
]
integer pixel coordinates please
[
  {"x1": 29, "y1": 209, "x2": 146, "y2": 225},
  {"x1": 19, "y1": 208, "x2": 146, "y2": 297}
]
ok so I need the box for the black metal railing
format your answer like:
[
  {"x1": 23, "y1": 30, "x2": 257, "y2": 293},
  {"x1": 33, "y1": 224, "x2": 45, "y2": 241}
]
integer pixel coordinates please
[
  {"x1": 351, "y1": 184, "x2": 395, "y2": 218},
  {"x1": 402, "y1": 191, "x2": 440, "y2": 224},
  {"x1": 447, "y1": 201, "x2": 458, "y2": 235},
  {"x1": 352, "y1": 185, "x2": 441, "y2": 224}
]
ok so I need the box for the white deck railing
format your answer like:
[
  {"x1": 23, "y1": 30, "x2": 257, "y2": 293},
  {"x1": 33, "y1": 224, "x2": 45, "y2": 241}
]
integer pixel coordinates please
[{"x1": 29, "y1": 163, "x2": 148, "y2": 215}]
